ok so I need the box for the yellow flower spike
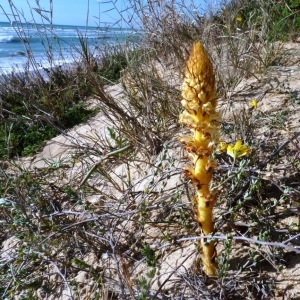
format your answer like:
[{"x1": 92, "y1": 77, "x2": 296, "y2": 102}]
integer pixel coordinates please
[
  {"x1": 179, "y1": 42, "x2": 219, "y2": 276},
  {"x1": 250, "y1": 99, "x2": 258, "y2": 109},
  {"x1": 236, "y1": 16, "x2": 243, "y2": 22},
  {"x1": 227, "y1": 140, "x2": 251, "y2": 159}
]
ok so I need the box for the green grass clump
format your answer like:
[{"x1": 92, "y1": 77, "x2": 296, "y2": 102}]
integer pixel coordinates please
[{"x1": 96, "y1": 47, "x2": 133, "y2": 84}]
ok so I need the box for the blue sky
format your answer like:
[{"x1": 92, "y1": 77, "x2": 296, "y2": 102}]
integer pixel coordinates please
[
  {"x1": 0, "y1": 0, "x2": 130, "y2": 26},
  {"x1": 0, "y1": 1, "x2": 220, "y2": 27}
]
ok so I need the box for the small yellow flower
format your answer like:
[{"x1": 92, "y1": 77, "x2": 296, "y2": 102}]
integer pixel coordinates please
[
  {"x1": 236, "y1": 16, "x2": 243, "y2": 22},
  {"x1": 249, "y1": 99, "x2": 258, "y2": 109},
  {"x1": 227, "y1": 140, "x2": 251, "y2": 159},
  {"x1": 219, "y1": 142, "x2": 228, "y2": 152}
]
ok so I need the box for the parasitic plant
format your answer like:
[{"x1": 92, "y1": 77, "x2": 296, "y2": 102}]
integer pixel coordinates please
[{"x1": 179, "y1": 42, "x2": 219, "y2": 276}]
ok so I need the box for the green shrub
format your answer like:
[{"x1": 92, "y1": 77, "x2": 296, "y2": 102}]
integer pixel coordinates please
[
  {"x1": 0, "y1": 67, "x2": 97, "y2": 158},
  {"x1": 220, "y1": 0, "x2": 300, "y2": 41},
  {"x1": 0, "y1": 120, "x2": 58, "y2": 158}
]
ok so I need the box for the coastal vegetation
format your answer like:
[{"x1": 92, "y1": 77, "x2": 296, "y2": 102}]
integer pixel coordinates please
[{"x1": 0, "y1": 0, "x2": 299, "y2": 299}]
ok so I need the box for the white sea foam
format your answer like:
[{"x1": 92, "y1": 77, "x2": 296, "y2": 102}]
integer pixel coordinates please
[{"x1": 0, "y1": 35, "x2": 19, "y2": 43}]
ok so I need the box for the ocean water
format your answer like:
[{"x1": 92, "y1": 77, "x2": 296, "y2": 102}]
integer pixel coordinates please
[{"x1": 0, "y1": 21, "x2": 137, "y2": 74}]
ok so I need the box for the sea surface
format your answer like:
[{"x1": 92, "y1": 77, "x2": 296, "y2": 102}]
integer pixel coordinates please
[{"x1": 0, "y1": 21, "x2": 138, "y2": 74}]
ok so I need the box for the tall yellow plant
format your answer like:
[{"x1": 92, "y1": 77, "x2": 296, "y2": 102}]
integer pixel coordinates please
[{"x1": 179, "y1": 42, "x2": 219, "y2": 276}]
